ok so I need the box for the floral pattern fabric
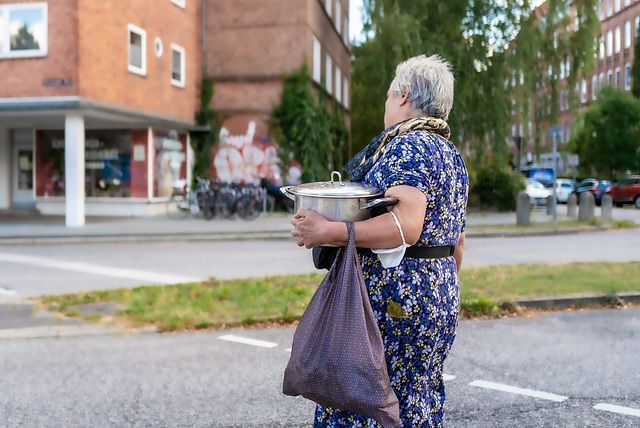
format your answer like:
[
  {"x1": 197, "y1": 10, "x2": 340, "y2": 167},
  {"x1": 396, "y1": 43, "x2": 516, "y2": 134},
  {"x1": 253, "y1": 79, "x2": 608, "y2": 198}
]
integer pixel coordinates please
[{"x1": 314, "y1": 129, "x2": 469, "y2": 428}]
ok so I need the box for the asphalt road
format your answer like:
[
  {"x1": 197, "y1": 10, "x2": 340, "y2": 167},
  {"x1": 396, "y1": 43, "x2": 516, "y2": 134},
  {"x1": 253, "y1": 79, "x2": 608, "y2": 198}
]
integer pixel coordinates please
[
  {"x1": 1, "y1": 227, "x2": 639, "y2": 299},
  {"x1": 2, "y1": 307, "x2": 638, "y2": 427}
]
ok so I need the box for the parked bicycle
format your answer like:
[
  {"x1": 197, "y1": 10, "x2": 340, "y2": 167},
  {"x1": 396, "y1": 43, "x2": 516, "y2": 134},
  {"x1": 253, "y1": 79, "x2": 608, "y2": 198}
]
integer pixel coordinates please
[{"x1": 166, "y1": 176, "x2": 214, "y2": 220}]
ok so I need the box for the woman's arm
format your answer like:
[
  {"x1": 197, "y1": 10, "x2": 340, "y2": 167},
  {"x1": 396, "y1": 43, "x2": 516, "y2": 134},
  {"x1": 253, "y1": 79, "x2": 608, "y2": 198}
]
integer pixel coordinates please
[
  {"x1": 453, "y1": 231, "x2": 465, "y2": 274},
  {"x1": 291, "y1": 185, "x2": 427, "y2": 249}
]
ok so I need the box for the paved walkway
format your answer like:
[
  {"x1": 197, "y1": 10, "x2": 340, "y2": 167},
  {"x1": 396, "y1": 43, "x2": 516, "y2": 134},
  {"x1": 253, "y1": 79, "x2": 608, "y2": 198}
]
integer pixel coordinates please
[{"x1": 0, "y1": 206, "x2": 619, "y2": 245}]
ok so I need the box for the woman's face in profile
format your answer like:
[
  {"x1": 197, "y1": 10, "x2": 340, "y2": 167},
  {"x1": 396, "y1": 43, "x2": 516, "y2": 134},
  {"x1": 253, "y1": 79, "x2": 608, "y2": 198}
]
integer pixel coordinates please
[{"x1": 384, "y1": 88, "x2": 401, "y2": 129}]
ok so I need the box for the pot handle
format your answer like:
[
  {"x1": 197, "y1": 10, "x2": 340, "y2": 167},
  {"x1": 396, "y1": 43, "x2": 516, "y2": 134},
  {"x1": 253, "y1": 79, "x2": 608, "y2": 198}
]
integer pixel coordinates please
[
  {"x1": 360, "y1": 197, "x2": 399, "y2": 210},
  {"x1": 279, "y1": 186, "x2": 295, "y2": 200}
]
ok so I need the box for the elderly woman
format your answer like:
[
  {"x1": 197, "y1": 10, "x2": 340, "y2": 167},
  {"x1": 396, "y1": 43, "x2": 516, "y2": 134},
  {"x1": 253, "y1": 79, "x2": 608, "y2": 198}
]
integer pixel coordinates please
[{"x1": 291, "y1": 54, "x2": 468, "y2": 427}]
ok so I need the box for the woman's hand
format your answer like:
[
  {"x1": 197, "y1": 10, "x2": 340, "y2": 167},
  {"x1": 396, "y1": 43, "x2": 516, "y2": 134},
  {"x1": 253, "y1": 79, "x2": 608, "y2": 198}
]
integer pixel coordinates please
[{"x1": 291, "y1": 209, "x2": 337, "y2": 248}]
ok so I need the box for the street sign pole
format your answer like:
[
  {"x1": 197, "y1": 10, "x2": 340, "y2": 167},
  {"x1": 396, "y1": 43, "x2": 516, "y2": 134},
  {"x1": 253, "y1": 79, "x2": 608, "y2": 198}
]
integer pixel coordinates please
[{"x1": 549, "y1": 125, "x2": 562, "y2": 222}]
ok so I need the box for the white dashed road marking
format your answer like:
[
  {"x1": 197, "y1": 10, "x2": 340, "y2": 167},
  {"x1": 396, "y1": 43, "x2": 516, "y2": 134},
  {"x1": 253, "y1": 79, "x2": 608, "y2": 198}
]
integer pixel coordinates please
[
  {"x1": 594, "y1": 403, "x2": 640, "y2": 417},
  {"x1": 0, "y1": 252, "x2": 202, "y2": 285},
  {"x1": 442, "y1": 374, "x2": 456, "y2": 381},
  {"x1": 219, "y1": 334, "x2": 279, "y2": 348},
  {"x1": 469, "y1": 380, "x2": 569, "y2": 402}
]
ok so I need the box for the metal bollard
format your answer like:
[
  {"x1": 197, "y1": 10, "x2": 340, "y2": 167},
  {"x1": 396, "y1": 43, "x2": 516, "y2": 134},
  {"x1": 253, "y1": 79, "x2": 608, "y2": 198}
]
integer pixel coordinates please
[
  {"x1": 546, "y1": 195, "x2": 554, "y2": 215},
  {"x1": 516, "y1": 191, "x2": 531, "y2": 226}
]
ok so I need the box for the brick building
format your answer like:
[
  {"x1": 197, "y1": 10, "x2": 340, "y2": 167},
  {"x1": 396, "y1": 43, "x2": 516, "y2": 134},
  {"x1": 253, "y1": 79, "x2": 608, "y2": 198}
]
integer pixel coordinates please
[
  {"x1": 207, "y1": 0, "x2": 351, "y2": 185},
  {"x1": 0, "y1": 0, "x2": 351, "y2": 223},
  {"x1": 511, "y1": 0, "x2": 640, "y2": 175}
]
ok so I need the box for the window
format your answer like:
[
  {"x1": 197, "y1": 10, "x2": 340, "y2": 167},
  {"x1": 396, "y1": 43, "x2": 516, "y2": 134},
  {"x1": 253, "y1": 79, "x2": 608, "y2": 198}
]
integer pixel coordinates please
[
  {"x1": 599, "y1": 0, "x2": 604, "y2": 19},
  {"x1": 607, "y1": 0, "x2": 612, "y2": 16},
  {"x1": 128, "y1": 24, "x2": 146, "y2": 75},
  {"x1": 637, "y1": 15, "x2": 640, "y2": 37},
  {"x1": 607, "y1": 69, "x2": 613, "y2": 84},
  {"x1": 607, "y1": 30, "x2": 613, "y2": 56},
  {"x1": 615, "y1": 27, "x2": 620, "y2": 53},
  {"x1": 325, "y1": 53, "x2": 332, "y2": 95},
  {"x1": 625, "y1": 21, "x2": 631, "y2": 48},
  {"x1": 615, "y1": 66, "x2": 620, "y2": 87},
  {"x1": 615, "y1": 0, "x2": 620, "y2": 13},
  {"x1": 599, "y1": 36, "x2": 605, "y2": 59},
  {"x1": 312, "y1": 36, "x2": 321, "y2": 83},
  {"x1": 171, "y1": 0, "x2": 185, "y2": 8},
  {"x1": 599, "y1": 72, "x2": 604, "y2": 87},
  {"x1": 0, "y1": 2, "x2": 47, "y2": 58},
  {"x1": 170, "y1": 44, "x2": 185, "y2": 87},
  {"x1": 626, "y1": 0, "x2": 630, "y2": 6},
  {"x1": 592, "y1": 75, "x2": 597, "y2": 100},
  {"x1": 335, "y1": 0, "x2": 341, "y2": 34},
  {"x1": 625, "y1": 63, "x2": 631, "y2": 90},
  {"x1": 565, "y1": 58, "x2": 570, "y2": 77},
  {"x1": 324, "y1": 0, "x2": 331, "y2": 18},
  {"x1": 581, "y1": 79, "x2": 587, "y2": 102},
  {"x1": 335, "y1": 67, "x2": 342, "y2": 103}
]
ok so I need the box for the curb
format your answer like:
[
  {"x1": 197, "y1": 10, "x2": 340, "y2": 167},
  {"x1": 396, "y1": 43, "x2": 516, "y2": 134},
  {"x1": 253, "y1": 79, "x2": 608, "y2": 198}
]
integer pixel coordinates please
[
  {"x1": 0, "y1": 324, "x2": 157, "y2": 340},
  {"x1": 511, "y1": 291, "x2": 640, "y2": 311},
  {"x1": 0, "y1": 225, "x2": 612, "y2": 246}
]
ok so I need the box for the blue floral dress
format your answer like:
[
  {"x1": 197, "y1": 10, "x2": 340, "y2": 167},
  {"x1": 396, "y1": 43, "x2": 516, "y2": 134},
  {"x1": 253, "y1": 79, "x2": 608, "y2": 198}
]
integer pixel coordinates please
[{"x1": 314, "y1": 130, "x2": 469, "y2": 427}]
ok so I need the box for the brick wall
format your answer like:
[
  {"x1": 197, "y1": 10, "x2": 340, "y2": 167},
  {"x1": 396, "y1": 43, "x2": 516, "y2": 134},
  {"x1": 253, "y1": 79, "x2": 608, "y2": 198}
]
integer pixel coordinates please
[{"x1": 0, "y1": 0, "x2": 79, "y2": 97}]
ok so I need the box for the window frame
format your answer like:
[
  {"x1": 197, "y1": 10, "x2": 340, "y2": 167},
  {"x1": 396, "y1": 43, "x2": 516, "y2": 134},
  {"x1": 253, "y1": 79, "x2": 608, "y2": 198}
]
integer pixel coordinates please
[
  {"x1": 0, "y1": 2, "x2": 48, "y2": 59},
  {"x1": 128, "y1": 23, "x2": 147, "y2": 76},
  {"x1": 170, "y1": 43, "x2": 186, "y2": 88}
]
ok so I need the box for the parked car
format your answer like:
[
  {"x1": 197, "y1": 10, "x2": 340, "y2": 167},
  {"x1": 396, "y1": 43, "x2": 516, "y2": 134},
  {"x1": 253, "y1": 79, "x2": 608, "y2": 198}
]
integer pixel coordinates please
[
  {"x1": 605, "y1": 175, "x2": 640, "y2": 209},
  {"x1": 573, "y1": 178, "x2": 612, "y2": 206},
  {"x1": 525, "y1": 179, "x2": 552, "y2": 207},
  {"x1": 545, "y1": 179, "x2": 576, "y2": 203}
]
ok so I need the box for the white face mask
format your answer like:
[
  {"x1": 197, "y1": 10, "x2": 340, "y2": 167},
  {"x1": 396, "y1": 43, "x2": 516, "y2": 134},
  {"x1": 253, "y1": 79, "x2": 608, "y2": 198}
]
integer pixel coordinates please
[{"x1": 371, "y1": 211, "x2": 409, "y2": 269}]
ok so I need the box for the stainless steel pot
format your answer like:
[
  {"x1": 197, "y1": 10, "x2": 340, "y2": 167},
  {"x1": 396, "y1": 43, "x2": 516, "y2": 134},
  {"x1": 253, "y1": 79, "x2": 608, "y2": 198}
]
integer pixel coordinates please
[{"x1": 280, "y1": 171, "x2": 398, "y2": 222}]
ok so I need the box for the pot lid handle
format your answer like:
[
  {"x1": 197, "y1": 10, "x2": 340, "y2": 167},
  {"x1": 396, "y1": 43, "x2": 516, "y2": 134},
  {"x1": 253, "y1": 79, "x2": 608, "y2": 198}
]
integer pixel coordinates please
[{"x1": 330, "y1": 171, "x2": 344, "y2": 186}]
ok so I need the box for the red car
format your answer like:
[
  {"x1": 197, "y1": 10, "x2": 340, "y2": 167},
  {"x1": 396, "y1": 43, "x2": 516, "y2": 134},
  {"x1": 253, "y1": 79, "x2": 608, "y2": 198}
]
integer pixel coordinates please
[{"x1": 606, "y1": 175, "x2": 640, "y2": 209}]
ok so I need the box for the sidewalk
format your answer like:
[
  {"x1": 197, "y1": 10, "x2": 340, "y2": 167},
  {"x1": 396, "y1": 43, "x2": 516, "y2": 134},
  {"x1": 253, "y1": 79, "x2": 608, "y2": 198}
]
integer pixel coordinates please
[{"x1": 0, "y1": 207, "x2": 611, "y2": 246}]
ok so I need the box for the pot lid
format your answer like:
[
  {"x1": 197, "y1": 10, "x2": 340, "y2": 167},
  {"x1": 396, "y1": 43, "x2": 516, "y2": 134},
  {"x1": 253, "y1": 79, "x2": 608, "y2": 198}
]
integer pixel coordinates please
[{"x1": 290, "y1": 171, "x2": 383, "y2": 198}]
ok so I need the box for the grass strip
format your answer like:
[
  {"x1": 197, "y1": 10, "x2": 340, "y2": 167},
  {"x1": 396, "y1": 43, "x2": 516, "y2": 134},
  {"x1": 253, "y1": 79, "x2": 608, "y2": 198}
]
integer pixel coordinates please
[{"x1": 37, "y1": 261, "x2": 640, "y2": 331}]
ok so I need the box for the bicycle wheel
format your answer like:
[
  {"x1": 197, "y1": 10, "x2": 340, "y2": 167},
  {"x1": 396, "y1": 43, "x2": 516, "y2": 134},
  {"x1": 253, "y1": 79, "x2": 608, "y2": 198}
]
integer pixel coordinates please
[
  {"x1": 167, "y1": 193, "x2": 190, "y2": 220},
  {"x1": 236, "y1": 195, "x2": 261, "y2": 221}
]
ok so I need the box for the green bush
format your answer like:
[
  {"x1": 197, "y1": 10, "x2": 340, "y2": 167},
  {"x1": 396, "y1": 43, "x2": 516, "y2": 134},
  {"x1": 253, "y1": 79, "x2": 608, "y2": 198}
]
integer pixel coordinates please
[{"x1": 471, "y1": 166, "x2": 525, "y2": 211}]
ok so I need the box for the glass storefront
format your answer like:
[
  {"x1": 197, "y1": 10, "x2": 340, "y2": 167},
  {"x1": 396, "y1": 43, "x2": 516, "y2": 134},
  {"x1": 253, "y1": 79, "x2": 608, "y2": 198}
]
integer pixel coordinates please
[{"x1": 35, "y1": 129, "x2": 132, "y2": 197}]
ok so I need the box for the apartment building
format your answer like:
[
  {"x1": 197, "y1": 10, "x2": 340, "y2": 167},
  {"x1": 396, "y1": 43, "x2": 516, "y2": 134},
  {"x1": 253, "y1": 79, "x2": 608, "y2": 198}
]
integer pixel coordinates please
[
  {"x1": 0, "y1": 0, "x2": 351, "y2": 223},
  {"x1": 207, "y1": 0, "x2": 351, "y2": 185},
  {"x1": 511, "y1": 0, "x2": 640, "y2": 174}
]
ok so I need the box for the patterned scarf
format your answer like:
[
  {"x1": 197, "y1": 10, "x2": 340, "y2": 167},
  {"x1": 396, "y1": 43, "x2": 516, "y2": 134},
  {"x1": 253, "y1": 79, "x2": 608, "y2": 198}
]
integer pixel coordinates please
[{"x1": 343, "y1": 117, "x2": 451, "y2": 182}]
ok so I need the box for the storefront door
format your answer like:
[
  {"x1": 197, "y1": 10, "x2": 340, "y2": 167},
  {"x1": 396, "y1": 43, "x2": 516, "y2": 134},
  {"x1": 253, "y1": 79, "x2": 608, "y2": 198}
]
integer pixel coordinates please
[{"x1": 11, "y1": 142, "x2": 35, "y2": 208}]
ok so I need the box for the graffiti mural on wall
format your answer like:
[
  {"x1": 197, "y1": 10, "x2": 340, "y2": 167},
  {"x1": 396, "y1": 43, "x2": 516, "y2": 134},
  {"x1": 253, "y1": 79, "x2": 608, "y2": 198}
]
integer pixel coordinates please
[{"x1": 213, "y1": 121, "x2": 298, "y2": 185}]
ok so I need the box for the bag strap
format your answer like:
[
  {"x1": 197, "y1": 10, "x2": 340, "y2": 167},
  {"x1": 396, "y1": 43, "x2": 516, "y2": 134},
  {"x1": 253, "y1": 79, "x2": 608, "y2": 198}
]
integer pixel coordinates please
[{"x1": 344, "y1": 221, "x2": 356, "y2": 256}]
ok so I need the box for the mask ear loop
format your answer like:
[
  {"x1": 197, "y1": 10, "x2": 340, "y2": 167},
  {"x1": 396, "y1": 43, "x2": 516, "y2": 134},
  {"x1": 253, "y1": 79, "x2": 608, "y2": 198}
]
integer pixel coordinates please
[{"x1": 389, "y1": 211, "x2": 407, "y2": 247}]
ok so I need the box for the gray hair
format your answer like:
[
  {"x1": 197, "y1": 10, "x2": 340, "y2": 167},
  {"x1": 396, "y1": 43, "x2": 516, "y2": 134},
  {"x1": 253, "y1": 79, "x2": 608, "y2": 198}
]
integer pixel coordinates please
[{"x1": 389, "y1": 54, "x2": 455, "y2": 120}]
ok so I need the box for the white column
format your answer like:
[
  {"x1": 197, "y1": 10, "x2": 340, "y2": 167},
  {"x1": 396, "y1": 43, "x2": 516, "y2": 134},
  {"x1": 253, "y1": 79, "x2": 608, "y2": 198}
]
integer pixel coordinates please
[
  {"x1": 64, "y1": 113, "x2": 85, "y2": 227},
  {"x1": 0, "y1": 126, "x2": 10, "y2": 209}
]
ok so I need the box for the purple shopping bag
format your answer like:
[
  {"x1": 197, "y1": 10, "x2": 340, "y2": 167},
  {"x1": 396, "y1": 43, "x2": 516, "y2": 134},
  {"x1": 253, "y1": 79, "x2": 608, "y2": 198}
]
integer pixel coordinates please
[{"x1": 283, "y1": 221, "x2": 400, "y2": 428}]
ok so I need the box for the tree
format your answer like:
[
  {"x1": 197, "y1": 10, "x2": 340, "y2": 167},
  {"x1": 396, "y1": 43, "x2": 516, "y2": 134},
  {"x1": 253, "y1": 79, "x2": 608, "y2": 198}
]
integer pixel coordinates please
[
  {"x1": 271, "y1": 65, "x2": 336, "y2": 183},
  {"x1": 10, "y1": 25, "x2": 40, "y2": 50},
  {"x1": 190, "y1": 74, "x2": 218, "y2": 183},
  {"x1": 350, "y1": 0, "x2": 599, "y2": 169},
  {"x1": 569, "y1": 86, "x2": 640, "y2": 178},
  {"x1": 632, "y1": 27, "x2": 640, "y2": 99}
]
